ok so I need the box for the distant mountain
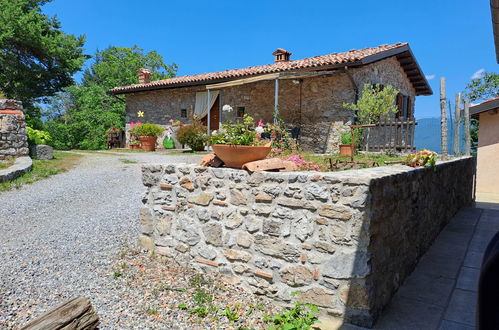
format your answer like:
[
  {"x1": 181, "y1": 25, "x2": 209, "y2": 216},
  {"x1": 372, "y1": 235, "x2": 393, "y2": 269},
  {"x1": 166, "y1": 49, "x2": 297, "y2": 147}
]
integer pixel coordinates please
[{"x1": 415, "y1": 117, "x2": 465, "y2": 154}]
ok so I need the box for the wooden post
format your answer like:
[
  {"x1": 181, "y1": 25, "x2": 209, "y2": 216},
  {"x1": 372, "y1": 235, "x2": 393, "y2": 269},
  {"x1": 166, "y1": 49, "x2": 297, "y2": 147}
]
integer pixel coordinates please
[
  {"x1": 440, "y1": 77, "x2": 448, "y2": 157},
  {"x1": 464, "y1": 99, "x2": 471, "y2": 156},
  {"x1": 453, "y1": 93, "x2": 461, "y2": 155}
]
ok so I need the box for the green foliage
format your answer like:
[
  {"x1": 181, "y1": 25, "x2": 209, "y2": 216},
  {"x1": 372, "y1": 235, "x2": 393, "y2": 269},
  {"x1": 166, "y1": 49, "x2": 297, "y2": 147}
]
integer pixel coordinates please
[
  {"x1": 27, "y1": 127, "x2": 53, "y2": 146},
  {"x1": 343, "y1": 84, "x2": 399, "y2": 124},
  {"x1": 0, "y1": 0, "x2": 86, "y2": 104},
  {"x1": 223, "y1": 306, "x2": 240, "y2": 322},
  {"x1": 129, "y1": 122, "x2": 164, "y2": 137},
  {"x1": 44, "y1": 46, "x2": 176, "y2": 149},
  {"x1": 209, "y1": 114, "x2": 264, "y2": 146},
  {"x1": 340, "y1": 129, "x2": 362, "y2": 146},
  {"x1": 462, "y1": 72, "x2": 497, "y2": 151},
  {"x1": 264, "y1": 301, "x2": 319, "y2": 330},
  {"x1": 463, "y1": 72, "x2": 499, "y2": 102},
  {"x1": 176, "y1": 121, "x2": 207, "y2": 150}
]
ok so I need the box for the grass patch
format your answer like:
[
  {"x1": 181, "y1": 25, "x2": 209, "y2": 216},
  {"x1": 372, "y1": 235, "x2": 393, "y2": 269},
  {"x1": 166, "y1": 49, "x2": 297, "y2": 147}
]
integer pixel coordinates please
[
  {"x1": 119, "y1": 158, "x2": 138, "y2": 164},
  {"x1": 0, "y1": 151, "x2": 83, "y2": 192},
  {"x1": 0, "y1": 157, "x2": 15, "y2": 170}
]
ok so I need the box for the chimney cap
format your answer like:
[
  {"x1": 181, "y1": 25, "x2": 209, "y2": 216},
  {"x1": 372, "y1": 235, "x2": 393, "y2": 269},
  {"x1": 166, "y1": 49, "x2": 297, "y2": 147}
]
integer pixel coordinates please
[
  {"x1": 136, "y1": 68, "x2": 151, "y2": 84},
  {"x1": 272, "y1": 48, "x2": 292, "y2": 56}
]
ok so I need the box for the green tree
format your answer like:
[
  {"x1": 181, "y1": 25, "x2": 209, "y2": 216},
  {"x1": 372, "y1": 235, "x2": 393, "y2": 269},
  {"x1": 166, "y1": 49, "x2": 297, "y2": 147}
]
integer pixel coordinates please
[
  {"x1": 44, "y1": 46, "x2": 177, "y2": 149},
  {"x1": 0, "y1": 0, "x2": 86, "y2": 126},
  {"x1": 343, "y1": 84, "x2": 399, "y2": 124},
  {"x1": 463, "y1": 72, "x2": 499, "y2": 102},
  {"x1": 463, "y1": 72, "x2": 499, "y2": 151}
]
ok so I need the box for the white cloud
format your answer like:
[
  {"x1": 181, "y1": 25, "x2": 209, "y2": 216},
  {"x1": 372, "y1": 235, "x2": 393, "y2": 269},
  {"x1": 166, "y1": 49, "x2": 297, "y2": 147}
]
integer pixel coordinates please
[
  {"x1": 471, "y1": 68, "x2": 486, "y2": 80},
  {"x1": 425, "y1": 74, "x2": 435, "y2": 80}
]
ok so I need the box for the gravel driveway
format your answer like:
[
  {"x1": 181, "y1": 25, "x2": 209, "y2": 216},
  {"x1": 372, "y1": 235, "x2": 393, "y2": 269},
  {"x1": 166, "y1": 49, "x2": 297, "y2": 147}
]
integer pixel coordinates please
[{"x1": 0, "y1": 152, "x2": 205, "y2": 328}]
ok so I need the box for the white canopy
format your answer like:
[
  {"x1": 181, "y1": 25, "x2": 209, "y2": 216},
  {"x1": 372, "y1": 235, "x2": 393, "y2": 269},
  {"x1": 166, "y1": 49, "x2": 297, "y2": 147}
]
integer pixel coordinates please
[{"x1": 193, "y1": 91, "x2": 219, "y2": 120}]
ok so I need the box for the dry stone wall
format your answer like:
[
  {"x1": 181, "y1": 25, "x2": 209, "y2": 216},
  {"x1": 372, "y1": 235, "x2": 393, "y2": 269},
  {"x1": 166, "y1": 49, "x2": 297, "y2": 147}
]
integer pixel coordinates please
[
  {"x1": 139, "y1": 157, "x2": 474, "y2": 327},
  {"x1": 0, "y1": 99, "x2": 28, "y2": 160}
]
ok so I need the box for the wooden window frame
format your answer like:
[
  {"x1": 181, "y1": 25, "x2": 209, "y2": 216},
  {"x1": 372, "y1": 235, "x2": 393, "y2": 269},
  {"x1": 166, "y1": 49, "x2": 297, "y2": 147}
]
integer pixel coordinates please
[
  {"x1": 236, "y1": 106, "x2": 245, "y2": 118},
  {"x1": 180, "y1": 108, "x2": 187, "y2": 118}
]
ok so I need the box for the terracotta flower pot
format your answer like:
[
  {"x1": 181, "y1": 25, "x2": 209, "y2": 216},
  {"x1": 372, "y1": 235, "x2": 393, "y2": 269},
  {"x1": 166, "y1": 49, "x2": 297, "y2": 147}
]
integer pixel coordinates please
[
  {"x1": 212, "y1": 144, "x2": 271, "y2": 168},
  {"x1": 139, "y1": 136, "x2": 157, "y2": 151},
  {"x1": 339, "y1": 144, "x2": 354, "y2": 157},
  {"x1": 129, "y1": 144, "x2": 141, "y2": 150}
]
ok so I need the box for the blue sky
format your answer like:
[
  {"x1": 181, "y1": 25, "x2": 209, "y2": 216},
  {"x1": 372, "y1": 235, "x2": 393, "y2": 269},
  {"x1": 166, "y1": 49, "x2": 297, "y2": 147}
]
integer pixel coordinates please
[{"x1": 43, "y1": 0, "x2": 496, "y2": 119}]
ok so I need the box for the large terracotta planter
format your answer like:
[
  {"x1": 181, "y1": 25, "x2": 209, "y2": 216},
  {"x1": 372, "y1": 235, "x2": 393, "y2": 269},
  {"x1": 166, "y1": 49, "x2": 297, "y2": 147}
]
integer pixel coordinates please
[
  {"x1": 212, "y1": 144, "x2": 271, "y2": 168},
  {"x1": 130, "y1": 144, "x2": 141, "y2": 150},
  {"x1": 339, "y1": 144, "x2": 354, "y2": 157},
  {"x1": 139, "y1": 136, "x2": 157, "y2": 151}
]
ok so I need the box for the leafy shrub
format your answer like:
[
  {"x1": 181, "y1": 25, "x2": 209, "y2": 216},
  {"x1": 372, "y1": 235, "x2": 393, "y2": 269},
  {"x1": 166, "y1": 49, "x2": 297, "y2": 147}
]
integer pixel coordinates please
[
  {"x1": 405, "y1": 149, "x2": 437, "y2": 168},
  {"x1": 340, "y1": 129, "x2": 362, "y2": 145},
  {"x1": 176, "y1": 121, "x2": 207, "y2": 151},
  {"x1": 264, "y1": 300, "x2": 319, "y2": 329},
  {"x1": 129, "y1": 122, "x2": 164, "y2": 137},
  {"x1": 27, "y1": 127, "x2": 53, "y2": 146}
]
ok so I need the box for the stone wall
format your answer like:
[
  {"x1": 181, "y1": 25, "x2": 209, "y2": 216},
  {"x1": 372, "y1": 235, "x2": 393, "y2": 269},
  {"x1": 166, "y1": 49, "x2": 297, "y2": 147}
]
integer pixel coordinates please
[
  {"x1": 139, "y1": 157, "x2": 474, "y2": 327},
  {"x1": 0, "y1": 100, "x2": 28, "y2": 160},
  {"x1": 124, "y1": 57, "x2": 415, "y2": 153}
]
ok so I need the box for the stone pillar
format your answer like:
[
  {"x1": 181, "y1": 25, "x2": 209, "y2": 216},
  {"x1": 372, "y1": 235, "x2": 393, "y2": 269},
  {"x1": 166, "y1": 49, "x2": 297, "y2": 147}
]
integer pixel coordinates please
[{"x1": 0, "y1": 99, "x2": 29, "y2": 160}]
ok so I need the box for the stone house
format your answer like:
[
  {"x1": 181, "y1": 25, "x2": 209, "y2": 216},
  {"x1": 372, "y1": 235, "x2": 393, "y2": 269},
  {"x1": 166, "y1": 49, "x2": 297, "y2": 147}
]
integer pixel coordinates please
[{"x1": 109, "y1": 43, "x2": 431, "y2": 153}]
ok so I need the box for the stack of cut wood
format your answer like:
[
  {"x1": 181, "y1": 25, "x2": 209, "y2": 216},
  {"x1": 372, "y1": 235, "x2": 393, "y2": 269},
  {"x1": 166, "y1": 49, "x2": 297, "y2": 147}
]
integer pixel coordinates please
[{"x1": 199, "y1": 153, "x2": 298, "y2": 172}]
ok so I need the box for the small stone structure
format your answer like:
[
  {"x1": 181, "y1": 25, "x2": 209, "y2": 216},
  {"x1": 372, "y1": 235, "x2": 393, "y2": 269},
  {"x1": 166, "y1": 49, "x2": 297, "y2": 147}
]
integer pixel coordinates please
[
  {"x1": 0, "y1": 99, "x2": 28, "y2": 160},
  {"x1": 29, "y1": 144, "x2": 54, "y2": 160},
  {"x1": 139, "y1": 158, "x2": 474, "y2": 327}
]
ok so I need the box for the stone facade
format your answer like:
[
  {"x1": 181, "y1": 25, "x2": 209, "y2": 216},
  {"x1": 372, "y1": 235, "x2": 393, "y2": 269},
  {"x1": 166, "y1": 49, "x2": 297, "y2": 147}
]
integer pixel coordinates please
[
  {"x1": 0, "y1": 99, "x2": 28, "y2": 160},
  {"x1": 139, "y1": 157, "x2": 474, "y2": 327},
  {"x1": 124, "y1": 57, "x2": 415, "y2": 153}
]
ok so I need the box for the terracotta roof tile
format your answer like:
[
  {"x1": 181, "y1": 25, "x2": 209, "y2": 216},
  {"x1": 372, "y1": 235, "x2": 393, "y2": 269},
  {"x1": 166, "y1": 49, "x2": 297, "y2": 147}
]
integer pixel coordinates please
[{"x1": 109, "y1": 43, "x2": 411, "y2": 94}]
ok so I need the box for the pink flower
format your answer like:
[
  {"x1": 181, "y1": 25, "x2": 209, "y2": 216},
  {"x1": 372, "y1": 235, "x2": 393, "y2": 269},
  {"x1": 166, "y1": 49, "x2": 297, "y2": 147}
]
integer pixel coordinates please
[
  {"x1": 169, "y1": 119, "x2": 174, "y2": 124},
  {"x1": 258, "y1": 120, "x2": 264, "y2": 127},
  {"x1": 272, "y1": 147, "x2": 282, "y2": 154}
]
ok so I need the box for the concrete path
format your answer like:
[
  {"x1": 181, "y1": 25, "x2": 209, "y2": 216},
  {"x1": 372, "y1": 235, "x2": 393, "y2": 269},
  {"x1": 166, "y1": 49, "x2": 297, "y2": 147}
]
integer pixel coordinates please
[{"x1": 370, "y1": 205, "x2": 499, "y2": 330}]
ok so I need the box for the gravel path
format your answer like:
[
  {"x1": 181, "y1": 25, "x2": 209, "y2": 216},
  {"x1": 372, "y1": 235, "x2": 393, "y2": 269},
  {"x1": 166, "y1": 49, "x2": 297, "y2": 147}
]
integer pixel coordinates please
[
  {"x1": 0, "y1": 151, "x2": 248, "y2": 329},
  {"x1": 0, "y1": 151, "x2": 276, "y2": 329}
]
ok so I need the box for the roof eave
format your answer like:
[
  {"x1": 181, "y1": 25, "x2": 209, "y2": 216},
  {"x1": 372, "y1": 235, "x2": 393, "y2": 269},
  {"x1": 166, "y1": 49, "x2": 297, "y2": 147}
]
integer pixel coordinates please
[
  {"x1": 361, "y1": 44, "x2": 433, "y2": 96},
  {"x1": 470, "y1": 98, "x2": 499, "y2": 117}
]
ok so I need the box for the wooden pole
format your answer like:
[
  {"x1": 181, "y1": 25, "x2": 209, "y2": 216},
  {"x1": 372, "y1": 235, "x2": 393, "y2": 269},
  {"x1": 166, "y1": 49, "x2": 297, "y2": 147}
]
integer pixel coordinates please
[
  {"x1": 440, "y1": 77, "x2": 448, "y2": 157},
  {"x1": 464, "y1": 99, "x2": 471, "y2": 156},
  {"x1": 274, "y1": 78, "x2": 279, "y2": 125},
  {"x1": 453, "y1": 93, "x2": 461, "y2": 155}
]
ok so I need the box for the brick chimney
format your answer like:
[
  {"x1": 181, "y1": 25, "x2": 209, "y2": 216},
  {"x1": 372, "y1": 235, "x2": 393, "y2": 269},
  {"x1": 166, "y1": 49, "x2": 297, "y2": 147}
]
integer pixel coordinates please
[
  {"x1": 137, "y1": 68, "x2": 151, "y2": 84},
  {"x1": 272, "y1": 48, "x2": 292, "y2": 63}
]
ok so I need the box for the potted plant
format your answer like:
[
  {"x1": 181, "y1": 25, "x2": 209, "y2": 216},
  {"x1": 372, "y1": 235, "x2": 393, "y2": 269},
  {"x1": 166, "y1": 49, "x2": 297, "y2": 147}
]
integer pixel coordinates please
[
  {"x1": 129, "y1": 137, "x2": 141, "y2": 150},
  {"x1": 129, "y1": 122, "x2": 164, "y2": 151},
  {"x1": 208, "y1": 114, "x2": 271, "y2": 168},
  {"x1": 176, "y1": 120, "x2": 207, "y2": 151},
  {"x1": 339, "y1": 132, "x2": 354, "y2": 157}
]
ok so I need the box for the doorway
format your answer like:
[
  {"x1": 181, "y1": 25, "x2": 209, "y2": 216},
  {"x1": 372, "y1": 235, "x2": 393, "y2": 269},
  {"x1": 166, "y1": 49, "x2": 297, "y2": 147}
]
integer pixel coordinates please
[{"x1": 201, "y1": 95, "x2": 220, "y2": 131}]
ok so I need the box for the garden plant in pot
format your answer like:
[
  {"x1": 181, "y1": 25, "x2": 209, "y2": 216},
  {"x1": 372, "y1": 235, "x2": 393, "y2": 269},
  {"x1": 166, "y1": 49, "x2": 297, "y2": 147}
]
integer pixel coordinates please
[
  {"x1": 176, "y1": 120, "x2": 207, "y2": 151},
  {"x1": 339, "y1": 129, "x2": 362, "y2": 157},
  {"x1": 208, "y1": 114, "x2": 272, "y2": 168},
  {"x1": 129, "y1": 122, "x2": 164, "y2": 151}
]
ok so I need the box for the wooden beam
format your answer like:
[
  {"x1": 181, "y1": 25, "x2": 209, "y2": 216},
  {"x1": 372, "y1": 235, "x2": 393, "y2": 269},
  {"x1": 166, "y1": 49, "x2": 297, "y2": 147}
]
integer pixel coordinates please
[
  {"x1": 206, "y1": 73, "x2": 280, "y2": 89},
  {"x1": 21, "y1": 296, "x2": 99, "y2": 330}
]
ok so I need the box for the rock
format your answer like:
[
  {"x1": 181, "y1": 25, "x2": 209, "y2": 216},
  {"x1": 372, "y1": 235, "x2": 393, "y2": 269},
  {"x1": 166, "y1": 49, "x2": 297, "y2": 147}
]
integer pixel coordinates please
[
  {"x1": 280, "y1": 266, "x2": 313, "y2": 286},
  {"x1": 339, "y1": 284, "x2": 370, "y2": 309},
  {"x1": 318, "y1": 205, "x2": 353, "y2": 220},
  {"x1": 187, "y1": 192, "x2": 214, "y2": 206},
  {"x1": 198, "y1": 246, "x2": 217, "y2": 260},
  {"x1": 236, "y1": 231, "x2": 253, "y2": 248},
  {"x1": 139, "y1": 207, "x2": 153, "y2": 234},
  {"x1": 330, "y1": 221, "x2": 350, "y2": 245},
  {"x1": 232, "y1": 263, "x2": 250, "y2": 274},
  {"x1": 296, "y1": 288, "x2": 334, "y2": 308},
  {"x1": 242, "y1": 158, "x2": 285, "y2": 172},
  {"x1": 277, "y1": 198, "x2": 317, "y2": 210},
  {"x1": 202, "y1": 223, "x2": 223, "y2": 246},
  {"x1": 295, "y1": 218, "x2": 314, "y2": 242},
  {"x1": 305, "y1": 184, "x2": 329, "y2": 201},
  {"x1": 179, "y1": 177, "x2": 194, "y2": 191},
  {"x1": 254, "y1": 235, "x2": 300, "y2": 262},
  {"x1": 29, "y1": 144, "x2": 53, "y2": 160},
  {"x1": 156, "y1": 217, "x2": 172, "y2": 236},
  {"x1": 230, "y1": 189, "x2": 247, "y2": 206},
  {"x1": 225, "y1": 215, "x2": 243, "y2": 229},
  {"x1": 253, "y1": 206, "x2": 272, "y2": 216},
  {"x1": 322, "y1": 250, "x2": 371, "y2": 279},
  {"x1": 255, "y1": 194, "x2": 273, "y2": 203},
  {"x1": 138, "y1": 235, "x2": 154, "y2": 251},
  {"x1": 262, "y1": 219, "x2": 286, "y2": 237},
  {"x1": 245, "y1": 217, "x2": 262, "y2": 233},
  {"x1": 224, "y1": 248, "x2": 252, "y2": 262}
]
